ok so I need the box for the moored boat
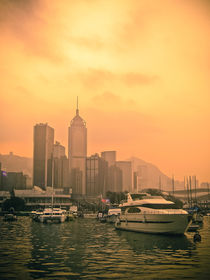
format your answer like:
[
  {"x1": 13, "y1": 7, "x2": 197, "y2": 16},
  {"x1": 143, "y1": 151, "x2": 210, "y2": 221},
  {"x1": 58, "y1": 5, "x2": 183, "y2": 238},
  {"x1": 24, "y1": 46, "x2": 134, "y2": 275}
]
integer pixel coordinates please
[
  {"x1": 38, "y1": 208, "x2": 66, "y2": 223},
  {"x1": 106, "y1": 208, "x2": 121, "y2": 223},
  {"x1": 115, "y1": 193, "x2": 192, "y2": 235},
  {"x1": 31, "y1": 209, "x2": 43, "y2": 221}
]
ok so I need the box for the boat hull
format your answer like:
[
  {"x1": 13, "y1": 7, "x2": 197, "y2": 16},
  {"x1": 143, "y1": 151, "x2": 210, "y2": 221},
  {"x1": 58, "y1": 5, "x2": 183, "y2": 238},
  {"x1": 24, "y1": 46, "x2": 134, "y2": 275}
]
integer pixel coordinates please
[
  {"x1": 39, "y1": 215, "x2": 66, "y2": 223},
  {"x1": 115, "y1": 213, "x2": 191, "y2": 235}
]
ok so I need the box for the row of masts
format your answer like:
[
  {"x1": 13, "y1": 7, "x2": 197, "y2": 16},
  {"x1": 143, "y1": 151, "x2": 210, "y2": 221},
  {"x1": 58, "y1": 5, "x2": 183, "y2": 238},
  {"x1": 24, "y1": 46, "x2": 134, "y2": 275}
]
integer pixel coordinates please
[
  {"x1": 158, "y1": 175, "x2": 210, "y2": 208},
  {"x1": 184, "y1": 175, "x2": 197, "y2": 208}
]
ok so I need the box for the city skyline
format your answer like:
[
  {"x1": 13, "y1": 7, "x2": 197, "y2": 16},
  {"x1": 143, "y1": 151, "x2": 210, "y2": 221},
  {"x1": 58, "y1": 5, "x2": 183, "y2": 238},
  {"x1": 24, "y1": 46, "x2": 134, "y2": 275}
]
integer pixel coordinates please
[{"x1": 0, "y1": 0, "x2": 209, "y2": 182}]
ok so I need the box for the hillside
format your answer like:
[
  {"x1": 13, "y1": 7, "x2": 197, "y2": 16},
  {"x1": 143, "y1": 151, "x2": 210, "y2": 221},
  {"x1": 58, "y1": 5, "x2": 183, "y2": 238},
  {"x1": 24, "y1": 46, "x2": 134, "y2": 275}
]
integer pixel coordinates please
[
  {"x1": 0, "y1": 153, "x2": 182, "y2": 191},
  {"x1": 129, "y1": 157, "x2": 182, "y2": 191},
  {"x1": 0, "y1": 152, "x2": 32, "y2": 177}
]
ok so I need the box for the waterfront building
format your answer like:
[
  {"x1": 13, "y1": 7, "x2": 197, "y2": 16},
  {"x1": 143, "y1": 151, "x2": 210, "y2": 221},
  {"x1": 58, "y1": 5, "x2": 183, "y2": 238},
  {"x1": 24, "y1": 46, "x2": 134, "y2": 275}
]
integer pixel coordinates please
[
  {"x1": 116, "y1": 161, "x2": 133, "y2": 192},
  {"x1": 13, "y1": 187, "x2": 71, "y2": 210},
  {"x1": 86, "y1": 154, "x2": 108, "y2": 197},
  {"x1": 33, "y1": 123, "x2": 54, "y2": 189},
  {"x1": 101, "y1": 151, "x2": 116, "y2": 167},
  {"x1": 68, "y1": 100, "x2": 87, "y2": 195}
]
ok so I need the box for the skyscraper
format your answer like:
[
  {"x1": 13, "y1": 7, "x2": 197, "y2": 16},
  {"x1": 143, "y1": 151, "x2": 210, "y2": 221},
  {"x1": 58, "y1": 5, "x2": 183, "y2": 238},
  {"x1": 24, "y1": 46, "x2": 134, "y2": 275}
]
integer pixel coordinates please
[
  {"x1": 53, "y1": 141, "x2": 69, "y2": 190},
  {"x1": 86, "y1": 153, "x2": 108, "y2": 196},
  {"x1": 68, "y1": 99, "x2": 87, "y2": 195},
  {"x1": 101, "y1": 151, "x2": 116, "y2": 167},
  {"x1": 33, "y1": 123, "x2": 54, "y2": 189},
  {"x1": 116, "y1": 161, "x2": 133, "y2": 192}
]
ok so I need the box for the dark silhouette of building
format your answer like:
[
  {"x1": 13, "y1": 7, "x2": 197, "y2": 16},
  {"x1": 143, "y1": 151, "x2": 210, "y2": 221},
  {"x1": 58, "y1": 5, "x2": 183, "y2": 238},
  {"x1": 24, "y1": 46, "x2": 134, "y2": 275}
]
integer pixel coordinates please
[
  {"x1": 86, "y1": 154, "x2": 108, "y2": 197},
  {"x1": 116, "y1": 161, "x2": 133, "y2": 192},
  {"x1": 107, "y1": 165, "x2": 123, "y2": 193},
  {"x1": 53, "y1": 141, "x2": 69, "y2": 190},
  {"x1": 0, "y1": 171, "x2": 26, "y2": 191},
  {"x1": 33, "y1": 123, "x2": 54, "y2": 189}
]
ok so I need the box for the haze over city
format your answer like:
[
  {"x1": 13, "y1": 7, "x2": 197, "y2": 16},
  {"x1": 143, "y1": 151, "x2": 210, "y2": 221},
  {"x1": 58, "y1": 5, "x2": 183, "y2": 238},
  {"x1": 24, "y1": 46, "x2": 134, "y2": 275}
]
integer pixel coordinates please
[{"x1": 0, "y1": 0, "x2": 209, "y2": 182}]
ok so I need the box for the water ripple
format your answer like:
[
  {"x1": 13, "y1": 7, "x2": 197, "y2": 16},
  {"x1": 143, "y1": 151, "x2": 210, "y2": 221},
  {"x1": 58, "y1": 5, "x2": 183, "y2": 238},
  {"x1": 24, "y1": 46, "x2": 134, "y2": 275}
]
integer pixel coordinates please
[{"x1": 0, "y1": 216, "x2": 210, "y2": 279}]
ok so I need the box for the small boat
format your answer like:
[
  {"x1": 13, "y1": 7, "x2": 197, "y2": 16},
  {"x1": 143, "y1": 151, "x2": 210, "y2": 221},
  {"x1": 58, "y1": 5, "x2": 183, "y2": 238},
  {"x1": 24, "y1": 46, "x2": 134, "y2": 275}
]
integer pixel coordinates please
[
  {"x1": 83, "y1": 212, "x2": 97, "y2": 219},
  {"x1": 38, "y1": 208, "x2": 66, "y2": 223},
  {"x1": 3, "y1": 213, "x2": 17, "y2": 221},
  {"x1": 65, "y1": 211, "x2": 75, "y2": 221},
  {"x1": 115, "y1": 193, "x2": 192, "y2": 235},
  {"x1": 106, "y1": 208, "x2": 121, "y2": 223},
  {"x1": 31, "y1": 209, "x2": 44, "y2": 221}
]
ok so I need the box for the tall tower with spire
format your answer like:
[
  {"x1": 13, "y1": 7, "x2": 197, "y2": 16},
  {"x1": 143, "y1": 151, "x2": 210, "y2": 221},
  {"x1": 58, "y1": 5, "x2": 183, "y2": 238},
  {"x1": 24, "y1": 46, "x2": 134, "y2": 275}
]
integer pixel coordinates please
[{"x1": 68, "y1": 98, "x2": 87, "y2": 196}]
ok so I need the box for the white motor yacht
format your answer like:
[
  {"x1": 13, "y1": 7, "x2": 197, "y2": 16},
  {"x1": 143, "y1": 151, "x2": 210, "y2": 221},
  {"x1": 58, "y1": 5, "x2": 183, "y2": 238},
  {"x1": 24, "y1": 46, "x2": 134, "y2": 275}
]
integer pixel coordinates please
[
  {"x1": 38, "y1": 208, "x2": 66, "y2": 223},
  {"x1": 115, "y1": 193, "x2": 192, "y2": 235}
]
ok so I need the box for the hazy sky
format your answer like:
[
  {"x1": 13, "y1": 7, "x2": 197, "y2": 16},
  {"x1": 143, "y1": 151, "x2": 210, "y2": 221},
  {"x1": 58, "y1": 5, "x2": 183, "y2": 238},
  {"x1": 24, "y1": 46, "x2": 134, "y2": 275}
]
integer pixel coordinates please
[{"x1": 0, "y1": 0, "x2": 209, "y2": 182}]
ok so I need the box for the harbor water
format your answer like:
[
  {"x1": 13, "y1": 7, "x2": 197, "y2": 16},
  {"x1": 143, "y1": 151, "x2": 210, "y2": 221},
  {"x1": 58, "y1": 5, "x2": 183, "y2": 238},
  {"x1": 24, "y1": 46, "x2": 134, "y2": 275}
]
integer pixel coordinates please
[{"x1": 0, "y1": 216, "x2": 210, "y2": 280}]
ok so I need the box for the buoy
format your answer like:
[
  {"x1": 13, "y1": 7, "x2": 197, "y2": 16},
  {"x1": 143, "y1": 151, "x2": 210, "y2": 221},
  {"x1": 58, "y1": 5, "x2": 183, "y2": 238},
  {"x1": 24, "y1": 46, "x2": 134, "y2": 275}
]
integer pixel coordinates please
[{"x1": 193, "y1": 232, "x2": 201, "y2": 242}]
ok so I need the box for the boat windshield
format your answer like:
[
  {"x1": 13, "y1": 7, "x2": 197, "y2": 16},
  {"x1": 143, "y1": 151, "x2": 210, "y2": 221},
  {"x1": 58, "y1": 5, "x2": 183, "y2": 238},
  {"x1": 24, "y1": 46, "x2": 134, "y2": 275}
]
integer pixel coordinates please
[
  {"x1": 141, "y1": 203, "x2": 181, "y2": 209},
  {"x1": 130, "y1": 194, "x2": 148, "y2": 200}
]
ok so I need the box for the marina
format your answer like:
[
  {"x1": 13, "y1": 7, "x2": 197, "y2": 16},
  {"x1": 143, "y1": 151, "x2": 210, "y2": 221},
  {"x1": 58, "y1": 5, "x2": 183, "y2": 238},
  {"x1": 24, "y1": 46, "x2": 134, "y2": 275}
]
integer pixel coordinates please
[{"x1": 0, "y1": 215, "x2": 210, "y2": 279}]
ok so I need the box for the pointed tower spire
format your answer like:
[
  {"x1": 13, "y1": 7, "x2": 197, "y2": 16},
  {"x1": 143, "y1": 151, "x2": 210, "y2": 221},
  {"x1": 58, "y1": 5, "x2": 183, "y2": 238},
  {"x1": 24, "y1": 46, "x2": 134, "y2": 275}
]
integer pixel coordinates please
[{"x1": 76, "y1": 96, "x2": 79, "y2": 115}]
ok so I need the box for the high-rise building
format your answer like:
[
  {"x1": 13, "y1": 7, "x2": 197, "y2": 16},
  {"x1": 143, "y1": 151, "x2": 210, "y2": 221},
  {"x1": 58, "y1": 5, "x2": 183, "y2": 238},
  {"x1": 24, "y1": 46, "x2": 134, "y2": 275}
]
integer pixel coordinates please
[
  {"x1": 101, "y1": 151, "x2": 116, "y2": 167},
  {"x1": 137, "y1": 165, "x2": 148, "y2": 190},
  {"x1": 68, "y1": 100, "x2": 87, "y2": 195},
  {"x1": 54, "y1": 141, "x2": 65, "y2": 158},
  {"x1": 107, "y1": 165, "x2": 122, "y2": 193},
  {"x1": 116, "y1": 161, "x2": 133, "y2": 192},
  {"x1": 7, "y1": 172, "x2": 27, "y2": 190},
  {"x1": 33, "y1": 123, "x2": 54, "y2": 189},
  {"x1": 53, "y1": 141, "x2": 69, "y2": 190},
  {"x1": 86, "y1": 154, "x2": 108, "y2": 196}
]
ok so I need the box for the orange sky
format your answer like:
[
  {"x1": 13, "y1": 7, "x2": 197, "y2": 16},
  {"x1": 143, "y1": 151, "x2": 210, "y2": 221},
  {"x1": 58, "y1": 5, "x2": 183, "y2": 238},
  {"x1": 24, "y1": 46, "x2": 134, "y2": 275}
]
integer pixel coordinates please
[{"x1": 0, "y1": 0, "x2": 209, "y2": 182}]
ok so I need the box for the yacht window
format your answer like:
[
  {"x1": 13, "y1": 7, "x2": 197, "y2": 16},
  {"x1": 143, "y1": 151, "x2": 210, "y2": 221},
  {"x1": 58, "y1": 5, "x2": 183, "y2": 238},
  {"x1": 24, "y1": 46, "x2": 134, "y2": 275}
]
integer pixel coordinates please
[
  {"x1": 127, "y1": 207, "x2": 141, "y2": 213},
  {"x1": 141, "y1": 204, "x2": 180, "y2": 209},
  {"x1": 131, "y1": 194, "x2": 147, "y2": 200}
]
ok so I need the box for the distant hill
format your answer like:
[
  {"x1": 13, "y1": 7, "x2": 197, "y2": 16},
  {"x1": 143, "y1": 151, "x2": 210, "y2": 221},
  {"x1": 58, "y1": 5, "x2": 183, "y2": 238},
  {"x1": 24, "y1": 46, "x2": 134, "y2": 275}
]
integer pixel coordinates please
[
  {"x1": 129, "y1": 157, "x2": 182, "y2": 191},
  {"x1": 0, "y1": 153, "x2": 32, "y2": 177},
  {"x1": 0, "y1": 153, "x2": 183, "y2": 191}
]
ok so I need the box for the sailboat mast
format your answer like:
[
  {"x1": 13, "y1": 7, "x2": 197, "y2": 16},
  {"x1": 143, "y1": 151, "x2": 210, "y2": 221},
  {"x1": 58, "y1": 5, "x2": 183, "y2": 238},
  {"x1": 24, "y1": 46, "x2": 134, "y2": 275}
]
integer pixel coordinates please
[
  {"x1": 194, "y1": 176, "x2": 197, "y2": 204},
  {"x1": 172, "y1": 174, "x2": 175, "y2": 195},
  {"x1": 186, "y1": 177, "x2": 189, "y2": 206},
  {"x1": 189, "y1": 176, "x2": 192, "y2": 208},
  {"x1": 159, "y1": 176, "x2": 161, "y2": 191}
]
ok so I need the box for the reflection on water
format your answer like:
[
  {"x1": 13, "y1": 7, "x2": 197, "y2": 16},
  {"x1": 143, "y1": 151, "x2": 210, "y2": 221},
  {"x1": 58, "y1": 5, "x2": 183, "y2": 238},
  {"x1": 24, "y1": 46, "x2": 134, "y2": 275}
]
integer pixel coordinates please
[
  {"x1": 117, "y1": 230, "x2": 195, "y2": 251},
  {"x1": 0, "y1": 216, "x2": 210, "y2": 279}
]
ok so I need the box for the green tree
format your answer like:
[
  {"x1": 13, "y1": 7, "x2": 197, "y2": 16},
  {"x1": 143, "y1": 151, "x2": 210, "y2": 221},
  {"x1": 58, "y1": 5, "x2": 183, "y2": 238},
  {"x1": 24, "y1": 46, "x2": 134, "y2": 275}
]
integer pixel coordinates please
[{"x1": 2, "y1": 197, "x2": 25, "y2": 211}]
